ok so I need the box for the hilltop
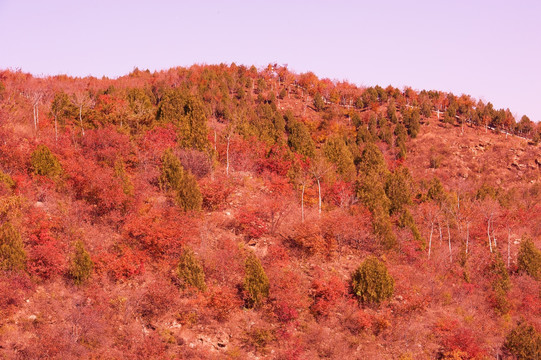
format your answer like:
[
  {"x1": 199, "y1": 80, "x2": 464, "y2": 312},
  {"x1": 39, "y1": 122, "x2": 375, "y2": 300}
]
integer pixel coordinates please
[{"x1": 0, "y1": 64, "x2": 540, "y2": 359}]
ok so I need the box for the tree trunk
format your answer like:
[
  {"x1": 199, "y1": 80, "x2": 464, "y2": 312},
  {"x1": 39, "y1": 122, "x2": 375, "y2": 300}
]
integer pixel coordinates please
[
  {"x1": 507, "y1": 227, "x2": 511, "y2": 268},
  {"x1": 301, "y1": 183, "x2": 305, "y2": 223},
  {"x1": 466, "y1": 223, "x2": 469, "y2": 254},
  {"x1": 317, "y1": 178, "x2": 321, "y2": 217},
  {"x1": 79, "y1": 105, "x2": 85, "y2": 136},
  {"x1": 54, "y1": 114, "x2": 58, "y2": 143},
  {"x1": 447, "y1": 220, "x2": 452, "y2": 262},
  {"x1": 487, "y1": 218, "x2": 493, "y2": 253},
  {"x1": 428, "y1": 222, "x2": 434, "y2": 259},
  {"x1": 226, "y1": 134, "x2": 230, "y2": 177}
]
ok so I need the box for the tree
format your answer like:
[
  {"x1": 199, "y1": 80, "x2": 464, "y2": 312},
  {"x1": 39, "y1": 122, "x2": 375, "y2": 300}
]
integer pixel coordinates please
[
  {"x1": 323, "y1": 136, "x2": 355, "y2": 182},
  {"x1": 351, "y1": 256, "x2": 394, "y2": 304},
  {"x1": 517, "y1": 236, "x2": 541, "y2": 280},
  {"x1": 243, "y1": 252, "x2": 269, "y2": 308},
  {"x1": 402, "y1": 108, "x2": 420, "y2": 138},
  {"x1": 503, "y1": 322, "x2": 541, "y2": 360},
  {"x1": 69, "y1": 241, "x2": 93, "y2": 285},
  {"x1": 177, "y1": 247, "x2": 206, "y2": 291},
  {"x1": 0, "y1": 222, "x2": 26, "y2": 271},
  {"x1": 30, "y1": 145, "x2": 62, "y2": 177},
  {"x1": 313, "y1": 92, "x2": 325, "y2": 111},
  {"x1": 159, "y1": 149, "x2": 202, "y2": 211},
  {"x1": 157, "y1": 89, "x2": 209, "y2": 150},
  {"x1": 285, "y1": 112, "x2": 315, "y2": 158},
  {"x1": 50, "y1": 91, "x2": 77, "y2": 142}
]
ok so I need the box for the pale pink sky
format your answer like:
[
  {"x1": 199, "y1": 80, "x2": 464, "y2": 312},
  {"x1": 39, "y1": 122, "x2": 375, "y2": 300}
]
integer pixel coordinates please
[{"x1": 0, "y1": 0, "x2": 539, "y2": 121}]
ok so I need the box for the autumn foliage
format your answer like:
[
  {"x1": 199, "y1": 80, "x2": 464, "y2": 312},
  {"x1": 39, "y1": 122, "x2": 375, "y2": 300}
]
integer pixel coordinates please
[{"x1": 0, "y1": 64, "x2": 539, "y2": 358}]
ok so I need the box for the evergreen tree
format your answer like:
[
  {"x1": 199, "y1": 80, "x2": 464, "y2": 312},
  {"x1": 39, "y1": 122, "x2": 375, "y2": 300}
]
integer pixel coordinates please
[
  {"x1": 286, "y1": 114, "x2": 315, "y2": 158},
  {"x1": 178, "y1": 247, "x2": 206, "y2": 291},
  {"x1": 323, "y1": 136, "x2": 355, "y2": 181},
  {"x1": 504, "y1": 322, "x2": 541, "y2": 360},
  {"x1": 351, "y1": 256, "x2": 394, "y2": 304},
  {"x1": 313, "y1": 92, "x2": 325, "y2": 112},
  {"x1": 0, "y1": 222, "x2": 26, "y2": 271},
  {"x1": 69, "y1": 241, "x2": 93, "y2": 285},
  {"x1": 243, "y1": 252, "x2": 269, "y2": 308},
  {"x1": 159, "y1": 149, "x2": 202, "y2": 211},
  {"x1": 517, "y1": 236, "x2": 541, "y2": 280},
  {"x1": 385, "y1": 166, "x2": 413, "y2": 215},
  {"x1": 31, "y1": 145, "x2": 62, "y2": 177},
  {"x1": 157, "y1": 89, "x2": 209, "y2": 150}
]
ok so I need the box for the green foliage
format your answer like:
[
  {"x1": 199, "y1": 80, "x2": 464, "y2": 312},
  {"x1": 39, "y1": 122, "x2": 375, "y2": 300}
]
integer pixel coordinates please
[
  {"x1": 286, "y1": 114, "x2": 315, "y2": 158},
  {"x1": 385, "y1": 167, "x2": 413, "y2": 215},
  {"x1": 177, "y1": 247, "x2": 206, "y2": 291},
  {"x1": 387, "y1": 100, "x2": 398, "y2": 123},
  {"x1": 0, "y1": 222, "x2": 26, "y2": 271},
  {"x1": 313, "y1": 92, "x2": 325, "y2": 112},
  {"x1": 69, "y1": 241, "x2": 93, "y2": 285},
  {"x1": 156, "y1": 89, "x2": 209, "y2": 150},
  {"x1": 323, "y1": 136, "x2": 355, "y2": 181},
  {"x1": 402, "y1": 108, "x2": 420, "y2": 138},
  {"x1": 356, "y1": 144, "x2": 397, "y2": 249},
  {"x1": 399, "y1": 209, "x2": 424, "y2": 246},
  {"x1": 351, "y1": 256, "x2": 394, "y2": 304},
  {"x1": 159, "y1": 149, "x2": 202, "y2": 211},
  {"x1": 488, "y1": 252, "x2": 511, "y2": 314},
  {"x1": 50, "y1": 91, "x2": 77, "y2": 126},
  {"x1": 251, "y1": 103, "x2": 285, "y2": 145},
  {"x1": 356, "y1": 125, "x2": 373, "y2": 145},
  {"x1": 30, "y1": 145, "x2": 62, "y2": 177},
  {"x1": 243, "y1": 252, "x2": 269, "y2": 308},
  {"x1": 358, "y1": 143, "x2": 388, "y2": 177},
  {"x1": 0, "y1": 170, "x2": 15, "y2": 189},
  {"x1": 517, "y1": 236, "x2": 541, "y2": 280},
  {"x1": 503, "y1": 323, "x2": 541, "y2": 360},
  {"x1": 125, "y1": 87, "x2": 154, "y2": 130},
  {"x1": 427, "y1": 177, "x2": 446, "y2": 203}
]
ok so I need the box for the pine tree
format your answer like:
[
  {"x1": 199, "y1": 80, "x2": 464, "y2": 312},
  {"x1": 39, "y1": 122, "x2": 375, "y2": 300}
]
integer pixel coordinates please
[
  {"x1": 159, "y1": 149, "x2": 202, "y2": 211},
  {"x1": 243, "y1": 252, "x2": 269, "y2": 308},
  {"x1": 323, "y1": 136, "x2": 355, "y2": 181},
  {"x1": 313, "y1": 92, "x2": 325, "y2": 112},
  {"x1": 156, "y1": 89, "x2": 209, "y2": 151},
  {"x1": 0, "y1": 222, "x2": 26, "y2": 271},
  {"x1": 504, "y1": 322, "x2": 541, "y2": 360},
  {"x1": 286, "y1": 114, "x2": 315, "y2": 158},
  {"x1": 351, "y1": 256, "x2": 394, "y2": 304},
  {"x1": 517, "y1": 236, "x2": 541, "y2": 280},
  {"x1": 177, "y1": 247, "x2": 206, "y2": 291},
  {"x1": 69, "y1": 241, "x2": 93, "y2": 285},
  {"x1": 30, "y1": 145, "x2": 62, "y2": 177}
]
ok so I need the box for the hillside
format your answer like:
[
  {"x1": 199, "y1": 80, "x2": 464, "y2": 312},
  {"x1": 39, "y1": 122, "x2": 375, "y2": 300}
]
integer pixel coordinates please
[{"x1": 0, "y1": 64, "x2": 540, "y2": 359}]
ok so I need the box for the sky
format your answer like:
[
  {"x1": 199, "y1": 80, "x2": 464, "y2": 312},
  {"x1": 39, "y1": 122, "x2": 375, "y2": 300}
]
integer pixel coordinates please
[{"x1": 0, "y1": 0, "x2": 540, "y2": 121}]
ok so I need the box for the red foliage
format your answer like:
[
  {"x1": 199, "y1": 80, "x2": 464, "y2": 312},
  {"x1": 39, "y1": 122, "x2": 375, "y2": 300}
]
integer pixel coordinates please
[
  {"x1": 95, "y1": 246, "x2": 146, "y2": 281},
  {"x1": 434, "y1": 319, "x2": 487, "y2": 358},
  {"x1": 206, "y1": 284, "x2": 242, "y2": 322},
  {"x1": 123, "y1": 208, "x2": 197, "y2": 258},
  {"x1": 234, "y1": 205, "x2": 268, "y2": 239},
  {"x1": 257, "y1": 144, "x2": 293, "y2": 176},
  {"x1": 309, "y1": 269, "x2": 346, "y2": 317},
  {"x1": 0, "y1": 274, "x2": 34, "y2": 316},
  {"x1": 80, "y1": 126, "x2": 133, "y2": 165},
  {"x1": 26, "y1": 221, "x2": 66, "y2": 279},
  {"x1": 199, "y1": 175, "x2": 233, "y2": 210}
]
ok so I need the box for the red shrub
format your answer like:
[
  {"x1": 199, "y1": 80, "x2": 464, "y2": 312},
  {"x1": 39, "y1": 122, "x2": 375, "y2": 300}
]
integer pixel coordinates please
[
  {"x1": 26, "y1": 222, "x2": 66, "y2": 279},
  {"x1": 234, "y1": 206, "x2": 268, "y2": 239},
  {"x1": 309, "y1": 270, "x2": 346, "y2": 317}
]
